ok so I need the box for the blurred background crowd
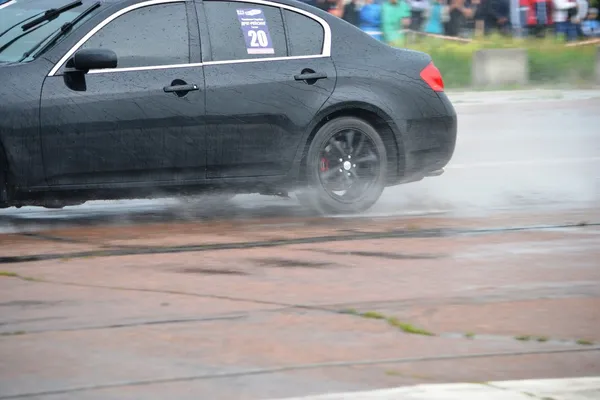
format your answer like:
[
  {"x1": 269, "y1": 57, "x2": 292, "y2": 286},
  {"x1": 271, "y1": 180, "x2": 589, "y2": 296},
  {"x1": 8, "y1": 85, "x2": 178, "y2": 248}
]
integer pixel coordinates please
[{"x1": 301, "y1": 0, "x2": 600, "y2": 43}]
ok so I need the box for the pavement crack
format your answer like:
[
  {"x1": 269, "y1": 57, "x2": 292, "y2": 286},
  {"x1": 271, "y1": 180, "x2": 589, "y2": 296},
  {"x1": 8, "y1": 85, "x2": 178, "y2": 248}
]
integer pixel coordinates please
[
  {"x1": 0, "y1": 273, "x2": 332, "y2": 313},
  {"x1": 2, "y1": 222, "x2": 597, "y2": 265},
  {"x1": 312, "y1": 250, "x2": 444, "y2": 260},
  {"x1": 3, "y1": 272, "x2": 599, "y2": 348},
  {"x1": 18, "y1": 232, "x2": 97, "y2": 246},
  {"x1": 0, "y1": 314, "x2": 247, "y2": 336},
  {"x1": 0, "y1": 228, "x2": 448, "y2": 264}
]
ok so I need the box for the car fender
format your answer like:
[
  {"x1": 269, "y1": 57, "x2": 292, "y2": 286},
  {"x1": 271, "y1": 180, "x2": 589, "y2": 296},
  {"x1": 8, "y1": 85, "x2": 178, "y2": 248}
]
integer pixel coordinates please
[{"x1": 292, "y1": 80, "x2": 412, "y2": 177}]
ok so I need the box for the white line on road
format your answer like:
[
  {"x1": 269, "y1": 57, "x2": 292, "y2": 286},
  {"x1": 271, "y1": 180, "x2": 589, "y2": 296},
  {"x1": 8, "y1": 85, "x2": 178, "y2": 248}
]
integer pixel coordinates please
[
  {"x1": 268, "y1": 376, "x2": 600, "y2": 400},
  {"x1": 446, "y1": 157, "x2": 600, "y2": 170}
]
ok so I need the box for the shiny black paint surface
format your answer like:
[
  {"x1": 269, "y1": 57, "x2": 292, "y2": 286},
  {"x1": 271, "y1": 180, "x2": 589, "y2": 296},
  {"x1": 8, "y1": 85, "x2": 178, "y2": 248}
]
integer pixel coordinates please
[
  {"x1": 0, "y1": 61, "x2": 49, "y2": 188},
  {"x1": 204, "y1": 58, "x2": 336, "y2": 178},
  {"x1": 0, "y1": 0, "x2": 457, "y2": 205},
  {"x1": 41, "y1": 68, "x2": 206, "y2": 186}
]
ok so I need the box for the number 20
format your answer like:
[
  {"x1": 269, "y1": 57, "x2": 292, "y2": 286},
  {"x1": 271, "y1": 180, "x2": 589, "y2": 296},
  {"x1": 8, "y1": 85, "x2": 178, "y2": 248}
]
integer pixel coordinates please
[{"x1": 248, "y1": 30, "x2": 269, "y2": 47}]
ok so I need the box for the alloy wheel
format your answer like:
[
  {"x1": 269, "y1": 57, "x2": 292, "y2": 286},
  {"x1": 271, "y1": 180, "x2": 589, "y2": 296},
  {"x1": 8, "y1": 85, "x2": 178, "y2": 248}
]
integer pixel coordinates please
[{"x1": 317, "y1": 128, "x2": 381, "y2": 203}]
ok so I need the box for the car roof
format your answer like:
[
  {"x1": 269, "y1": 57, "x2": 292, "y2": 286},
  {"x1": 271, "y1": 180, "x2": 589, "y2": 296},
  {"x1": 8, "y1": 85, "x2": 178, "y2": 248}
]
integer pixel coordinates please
[
  {"x1": 113, "y1": 0, "x2": 326, "y2": 12},
  {"x1": 8, "y1": 0, "x2": 325, "y2": 8}
]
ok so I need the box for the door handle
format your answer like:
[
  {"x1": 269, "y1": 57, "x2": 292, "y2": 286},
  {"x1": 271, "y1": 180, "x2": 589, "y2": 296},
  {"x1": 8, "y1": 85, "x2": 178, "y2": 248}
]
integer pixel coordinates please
[
  {"x1": 164, "y1": 83, "x2": 199, "y2": 93},
  {"x1": 294, "y1": 72, "x2": 327, "y2": 81}
]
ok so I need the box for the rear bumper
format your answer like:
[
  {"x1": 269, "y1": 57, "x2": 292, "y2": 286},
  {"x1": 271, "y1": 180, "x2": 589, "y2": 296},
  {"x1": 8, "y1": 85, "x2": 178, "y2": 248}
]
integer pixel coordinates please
[
  {"x1": 399, "y1": 113, "x2": 457, "y2": 182},
  {"x1": 390, "y1": 93, "x2": 457, "y2": 185}
]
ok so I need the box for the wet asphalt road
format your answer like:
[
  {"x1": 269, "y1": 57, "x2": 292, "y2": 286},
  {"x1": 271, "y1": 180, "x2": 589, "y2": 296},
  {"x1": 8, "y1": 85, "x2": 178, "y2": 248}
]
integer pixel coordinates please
[
  {"x1": 1, "y1": 89, "x2": 599, "y2": 400},
  {"x1": 1, "y1": 89, "x2": 598, "y2": 232}
]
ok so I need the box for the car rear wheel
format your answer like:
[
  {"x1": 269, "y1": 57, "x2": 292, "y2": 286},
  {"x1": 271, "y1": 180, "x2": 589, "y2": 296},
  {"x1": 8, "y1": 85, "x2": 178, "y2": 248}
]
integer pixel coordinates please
[{"x1": 298, "y1": 117, "x2": 387, "y2": 215}]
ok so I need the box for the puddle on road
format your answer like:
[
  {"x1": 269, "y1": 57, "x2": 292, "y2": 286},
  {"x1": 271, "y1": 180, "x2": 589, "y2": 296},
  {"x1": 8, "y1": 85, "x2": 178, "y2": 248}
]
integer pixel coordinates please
[
  {"x1": 313, "y1": 250, "x2": 444, "y2": 261},
  {"x1": 178, "y1": 267, "x2": 249, "y2": 276},
  {"x1": 253, "y1": 258, "x2": 333, "y2": 269}
]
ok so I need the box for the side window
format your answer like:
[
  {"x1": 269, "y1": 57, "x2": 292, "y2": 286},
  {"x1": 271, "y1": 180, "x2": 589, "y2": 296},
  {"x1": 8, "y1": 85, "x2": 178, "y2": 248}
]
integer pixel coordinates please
[
  {"x1": 283, "y1": 10, "x2": 324, "y2": 57},
  {"x1": 203, "y1": 1, "x2": 287, "y2": 61},
  {"x1": 79, "y1": 3, "x2": 189, "y2": 69}
]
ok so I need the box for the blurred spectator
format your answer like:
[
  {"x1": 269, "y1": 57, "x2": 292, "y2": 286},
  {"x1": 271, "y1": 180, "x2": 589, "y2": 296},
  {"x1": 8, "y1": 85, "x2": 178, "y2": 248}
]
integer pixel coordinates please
[
  {"x1": 475, "y1": 0, "x2": 511, "y2": 35},
  {"x1": 574, "y1": 0, "x2": 589, "y2": 38},
  {"x1": 314, "y1": 0, "x2": 334, "y2": 10},
  {"x1": 535, "y1": 0, "x2": 552, "y2": 35},
  {"x1": 331, "y1": 0, "x2": 346, "y2": 17},
  {"x1": 552, "y1": 0, "x2": 578, "y2": 40},
  {"x1": 446, "y1": 0, "x2": 476, "y2": 36},
  {"x1": 324, "y1": 0, "x2": 345, "y2": 17},
  {"x1": 424, "y1": 0, "x2": 450, "y2": 32},
  {"x1": 581, "y1": 7, "x2": 600, "y2": 35},
  {"x1": 382, "y1": 0, "x2": 412, "y2": 44},
  {"x1": 360, "y1": 0, "x2": 384, "y2": 40},
  {"x1": 408, "y1": 0, "x2": 431, "y2": 30},
  {"x1": 519, "y1": 0, "x2": 554, "y2": 37},
  {"x1": 463, "y1": 0, "x2": 480, "y2": 34},
  {"x1": 343, "y1": 0, "x2": 361, "y2": 26}
]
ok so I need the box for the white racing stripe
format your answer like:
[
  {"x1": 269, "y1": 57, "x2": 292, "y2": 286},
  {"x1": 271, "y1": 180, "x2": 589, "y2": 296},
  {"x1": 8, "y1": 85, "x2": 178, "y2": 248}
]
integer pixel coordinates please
[
  {"x1": 446, "y1": 157, "x2": 600, "y2": 170},
  {"x1": 267, "y1": 376, "x2": 600, "y2": 400}
]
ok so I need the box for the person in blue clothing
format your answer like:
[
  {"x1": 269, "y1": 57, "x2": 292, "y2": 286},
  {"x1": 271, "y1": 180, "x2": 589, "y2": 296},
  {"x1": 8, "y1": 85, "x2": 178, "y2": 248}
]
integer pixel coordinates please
[
  {"x1": 360, "y1": 0, "x2": 384, "y2": 41},
  {"x1": 581, "y1": 7, "x2": 600, "y2": 36},
  {"x1": 424, "y1": 0, "x2": 446, "y2": 33}
]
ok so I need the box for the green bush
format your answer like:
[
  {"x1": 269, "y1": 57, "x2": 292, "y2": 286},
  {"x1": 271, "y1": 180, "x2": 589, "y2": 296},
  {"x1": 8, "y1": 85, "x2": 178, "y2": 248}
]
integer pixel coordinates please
[{"x1": 401, "y1": 34, "x2": 598, "y2": 88}]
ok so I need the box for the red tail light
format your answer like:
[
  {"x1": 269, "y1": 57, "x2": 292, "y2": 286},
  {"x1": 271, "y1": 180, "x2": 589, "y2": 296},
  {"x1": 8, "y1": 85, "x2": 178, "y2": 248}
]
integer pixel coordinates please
[{"x1": 420, "y1": 62, "x2": 444, "y2": 92}]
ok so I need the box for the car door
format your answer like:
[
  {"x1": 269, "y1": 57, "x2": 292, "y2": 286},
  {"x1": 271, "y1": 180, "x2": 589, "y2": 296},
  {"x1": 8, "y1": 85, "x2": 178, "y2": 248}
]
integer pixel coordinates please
[
  {"x1": 197, "y1": 0, "x2": 336, "y2": 178},
  {"x1": 40, "y1": 0, "x2": 207, "y2": 187}
]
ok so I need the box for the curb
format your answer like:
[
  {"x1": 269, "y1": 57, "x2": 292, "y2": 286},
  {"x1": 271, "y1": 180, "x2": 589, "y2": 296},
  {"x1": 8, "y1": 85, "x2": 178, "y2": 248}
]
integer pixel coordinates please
[
  {"x1": 267, "y1": 376, "x2": 600, "y2": 400},
  {"x1": 446, "y1": 89, "x2": 600, "y2": 105}
]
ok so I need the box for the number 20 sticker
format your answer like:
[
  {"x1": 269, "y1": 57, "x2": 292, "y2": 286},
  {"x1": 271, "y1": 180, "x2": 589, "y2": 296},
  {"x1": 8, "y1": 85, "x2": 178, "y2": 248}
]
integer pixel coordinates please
[
  {"x1": 236, "y1": 8, "x2": 275, "y2": 55},
  {"x1": 248, "y1": 30, "x2": 269, "y2": 47}
]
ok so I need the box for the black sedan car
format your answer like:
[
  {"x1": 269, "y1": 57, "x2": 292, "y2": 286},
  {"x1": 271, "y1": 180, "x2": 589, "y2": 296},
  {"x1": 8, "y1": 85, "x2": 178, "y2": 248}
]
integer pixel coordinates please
[{"x1": 0, "y1": 0, "x2": 457, "y2": 214}]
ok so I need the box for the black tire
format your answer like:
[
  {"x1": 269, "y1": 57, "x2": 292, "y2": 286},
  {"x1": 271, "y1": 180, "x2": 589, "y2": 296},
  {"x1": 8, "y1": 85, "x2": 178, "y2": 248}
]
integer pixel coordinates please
[{"x1": 297, "y1": 116, "x2": 387, "y2": 215}]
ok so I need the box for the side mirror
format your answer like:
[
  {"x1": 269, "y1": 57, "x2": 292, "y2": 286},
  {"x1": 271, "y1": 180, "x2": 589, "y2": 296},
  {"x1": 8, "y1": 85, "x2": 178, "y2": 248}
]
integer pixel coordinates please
[{"x1": 68, "y1": 48, "x2": 117, "y2": 72}]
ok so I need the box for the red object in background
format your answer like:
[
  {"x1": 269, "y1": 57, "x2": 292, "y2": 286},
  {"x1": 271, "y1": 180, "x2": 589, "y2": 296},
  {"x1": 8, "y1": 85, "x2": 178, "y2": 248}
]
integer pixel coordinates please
[
  {"x1": 521, "y1": 0, "x2": 554, "y2": 26},
  {"x1": 520, "y1": 0, "x2": 536, "y2": 25},
  {"x1": 420, "y1": 62, "x2": 445, "y2": 92}
]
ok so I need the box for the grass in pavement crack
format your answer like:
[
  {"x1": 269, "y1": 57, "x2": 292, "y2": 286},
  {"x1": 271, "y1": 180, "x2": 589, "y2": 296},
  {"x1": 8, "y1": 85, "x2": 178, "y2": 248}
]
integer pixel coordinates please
[
  {"x1": 515, "y1": 334, "x2": 595, "y2": 346},
  {"x1": 0, "y1": 330, "x2": 26, "y2": 336},
  {"x1": 0, "y1": 271, "x2": 40, "y2": 281},
  {"x1": 340, "y1": 309, "x2": 435, "y2": 336},
  {"x1": 515, "y1": 335, "x2": 533, "y2": 341},
  {"x1": 343, "y1": 308, "x2": 597, "y2": 345}
]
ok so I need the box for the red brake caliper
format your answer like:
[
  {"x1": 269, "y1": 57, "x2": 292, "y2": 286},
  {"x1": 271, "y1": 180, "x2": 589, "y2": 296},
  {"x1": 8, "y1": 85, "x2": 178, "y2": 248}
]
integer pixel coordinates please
[{"x1": 320, "y1": 157, "x2": 329, "y2": 172}]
